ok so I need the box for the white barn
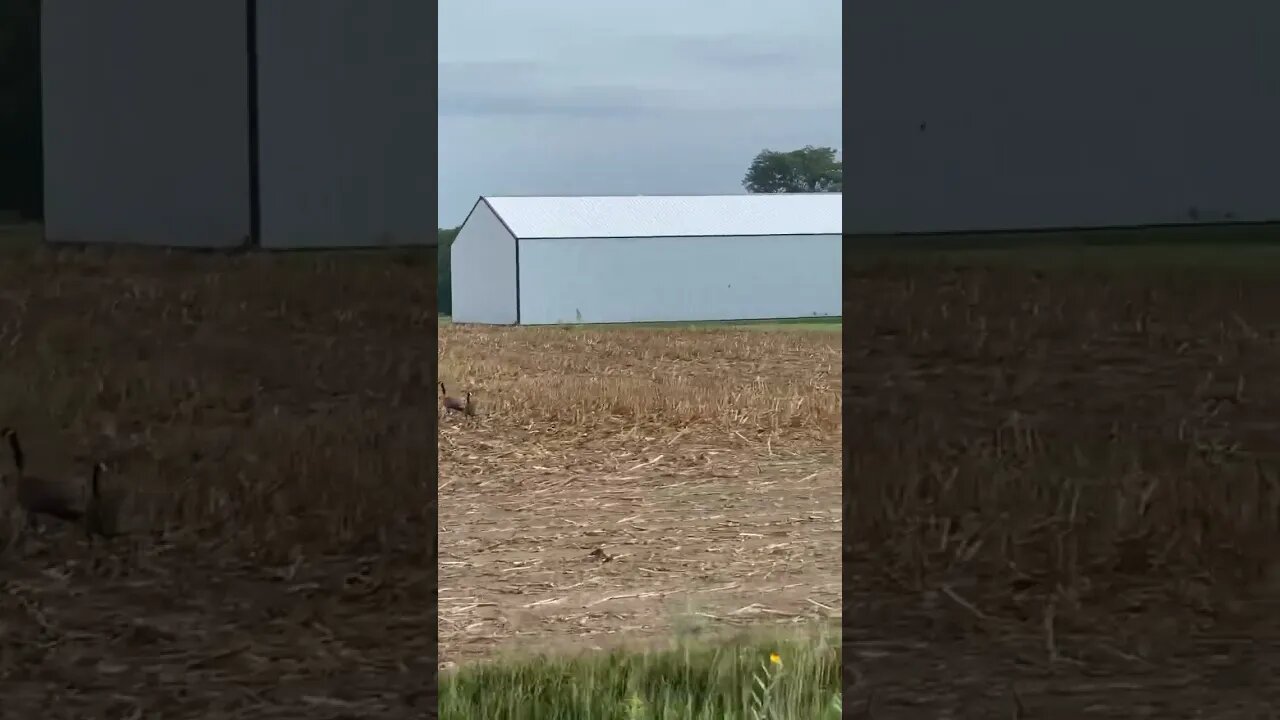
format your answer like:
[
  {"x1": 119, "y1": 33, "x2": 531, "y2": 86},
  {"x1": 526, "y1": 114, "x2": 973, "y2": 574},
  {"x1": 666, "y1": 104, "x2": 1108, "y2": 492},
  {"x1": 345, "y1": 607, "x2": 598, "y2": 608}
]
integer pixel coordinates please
[{"x1": 450, "y1": 194, "x2": 842, "y2": 326}]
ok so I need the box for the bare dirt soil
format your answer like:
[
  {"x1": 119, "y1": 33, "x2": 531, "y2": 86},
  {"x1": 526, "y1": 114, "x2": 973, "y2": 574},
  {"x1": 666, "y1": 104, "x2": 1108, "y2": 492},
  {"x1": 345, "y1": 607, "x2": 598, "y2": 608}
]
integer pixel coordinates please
[
  {"x1": 438, "y1": 323, "x2": 841, "y2": 665},
  {"x1": 845, "y1": 257, "x2": 1280, "y2": 717},
  {"x1": 0, "y1": 237, "x2": 436, "y2": 718}
]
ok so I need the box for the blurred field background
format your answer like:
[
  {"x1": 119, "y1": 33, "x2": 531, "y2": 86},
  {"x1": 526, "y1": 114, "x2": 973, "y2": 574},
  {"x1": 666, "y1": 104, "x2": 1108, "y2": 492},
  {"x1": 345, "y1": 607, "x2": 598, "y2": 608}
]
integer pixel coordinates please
[
  {"x1": 0, "y1": 226, "x2": 436, "y2": 717},
  {"x1": 847, "y1": 241, "x2": 1280, "y2": 716}
]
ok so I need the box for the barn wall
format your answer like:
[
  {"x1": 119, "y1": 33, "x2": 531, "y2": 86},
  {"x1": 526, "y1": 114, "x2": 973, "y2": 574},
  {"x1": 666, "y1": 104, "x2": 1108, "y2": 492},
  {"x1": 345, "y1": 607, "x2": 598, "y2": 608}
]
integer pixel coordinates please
[
  {"x1": 846, "y1": 0, "x2": 1280, "y2": 234},
  {"x1": 41, "y1": 0, "x2": 250, "y2": 247},
  {"x1": 450, "y1": 202, "x2": 518, "y2": 325},
  {"x1": 255, "y1": 0, "x2": 435, "y2": 249},
  {"x1": 517, "y1": 235, "x2": 842, "y2": 325}
]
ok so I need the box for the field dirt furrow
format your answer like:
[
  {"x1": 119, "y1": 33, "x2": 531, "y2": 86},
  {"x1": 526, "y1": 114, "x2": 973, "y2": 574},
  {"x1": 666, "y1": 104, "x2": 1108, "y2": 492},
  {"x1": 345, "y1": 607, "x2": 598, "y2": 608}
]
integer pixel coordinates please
[{"x1": 439, "y1": 322, "x2": 842, "y2": 665}]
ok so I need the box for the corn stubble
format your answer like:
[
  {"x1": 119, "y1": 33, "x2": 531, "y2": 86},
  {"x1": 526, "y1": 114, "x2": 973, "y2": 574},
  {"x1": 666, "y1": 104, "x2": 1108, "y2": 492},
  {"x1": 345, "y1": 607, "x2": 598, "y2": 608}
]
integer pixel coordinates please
[
  {"x1": 0, "y1": 245, "x2": 436, "y2": 716},
  {"x1": 847, "y1": 263, "x2": 1280, "y2": 654},
  {"x1": 438, "y1": 321, "x2": 842, "y2": 667},
  {"x1": 439, "y1": 325, "x2": 840, "y2": 437}
]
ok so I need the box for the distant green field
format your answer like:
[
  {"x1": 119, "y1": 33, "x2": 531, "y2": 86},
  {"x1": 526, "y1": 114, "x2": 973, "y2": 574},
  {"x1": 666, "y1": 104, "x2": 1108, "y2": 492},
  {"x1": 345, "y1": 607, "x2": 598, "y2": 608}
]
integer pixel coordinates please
[
  {"x1": 438, "y1": 315, "x2": 841, "y2": 332},
  {"x1": 0, "y1": 222, "x2": 39, "y2": 245},
  {"x1": 848, "y1": 221, "x2": 1280, "y2": 273},
  {"x1": 851, "y1": 242, "x2": 1280, "y2": 273}
]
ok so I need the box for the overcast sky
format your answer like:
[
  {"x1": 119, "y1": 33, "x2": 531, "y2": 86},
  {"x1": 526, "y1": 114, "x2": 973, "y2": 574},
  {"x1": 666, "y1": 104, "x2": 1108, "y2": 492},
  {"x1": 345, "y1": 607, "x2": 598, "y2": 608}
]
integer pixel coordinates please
[{"x1": 438, "y1": 1, "x2": 842, "y2": 226}]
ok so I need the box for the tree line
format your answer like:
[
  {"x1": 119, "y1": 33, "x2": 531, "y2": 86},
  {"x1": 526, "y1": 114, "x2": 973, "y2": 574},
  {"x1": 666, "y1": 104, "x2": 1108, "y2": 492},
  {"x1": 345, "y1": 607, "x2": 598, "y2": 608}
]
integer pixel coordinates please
[{"x1": 437, "y1": 226, "x2": 458, "y2": 314}]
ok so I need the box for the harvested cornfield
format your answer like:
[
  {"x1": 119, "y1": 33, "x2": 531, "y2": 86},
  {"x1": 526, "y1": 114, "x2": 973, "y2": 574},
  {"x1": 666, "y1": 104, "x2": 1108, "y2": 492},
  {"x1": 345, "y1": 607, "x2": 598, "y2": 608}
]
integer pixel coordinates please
[
  {"x1": 0, "y1": 233, "x2": 436, "y2": 717},
  {"x1": 847, "y1": 248, "x2": 1280, "y2": 716},
  {"x1": 438, "y1": 321, "x2": 842, "y2": 665}
]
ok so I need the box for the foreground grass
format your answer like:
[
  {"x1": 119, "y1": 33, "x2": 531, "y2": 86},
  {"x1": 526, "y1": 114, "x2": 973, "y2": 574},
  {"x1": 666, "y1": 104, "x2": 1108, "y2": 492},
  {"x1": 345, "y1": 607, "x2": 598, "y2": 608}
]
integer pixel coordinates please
[{"x1": 440, "y1": 633, "x2": 841, "y2": 720}]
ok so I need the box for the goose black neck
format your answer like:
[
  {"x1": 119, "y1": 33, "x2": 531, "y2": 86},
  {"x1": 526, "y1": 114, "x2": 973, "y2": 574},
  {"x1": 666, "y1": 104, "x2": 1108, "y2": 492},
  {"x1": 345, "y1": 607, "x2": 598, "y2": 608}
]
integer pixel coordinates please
[{"x1": 6, "y1": 432, "x2": 22, "y2": 473}]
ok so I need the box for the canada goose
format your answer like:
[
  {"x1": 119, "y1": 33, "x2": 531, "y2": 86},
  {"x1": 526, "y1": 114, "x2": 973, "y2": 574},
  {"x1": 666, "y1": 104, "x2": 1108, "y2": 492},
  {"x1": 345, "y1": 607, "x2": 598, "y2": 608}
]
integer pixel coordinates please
[
  {"x1": 1, "y1": 427, "x2": 84, "y2": 530},
  {"x1": 82, "y1": 460, "x2": 117, "y2": 541},
  {"x1": 440, "y1": 383, "x2": 473, "y2": 415}
]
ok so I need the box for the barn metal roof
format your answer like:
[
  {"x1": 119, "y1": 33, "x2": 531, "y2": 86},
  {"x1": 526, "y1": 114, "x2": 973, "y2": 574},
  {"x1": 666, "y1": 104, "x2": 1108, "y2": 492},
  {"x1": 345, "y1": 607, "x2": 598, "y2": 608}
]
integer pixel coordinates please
[{"x1": 481, "y1": 193, "x2": 842, "y2": 239}]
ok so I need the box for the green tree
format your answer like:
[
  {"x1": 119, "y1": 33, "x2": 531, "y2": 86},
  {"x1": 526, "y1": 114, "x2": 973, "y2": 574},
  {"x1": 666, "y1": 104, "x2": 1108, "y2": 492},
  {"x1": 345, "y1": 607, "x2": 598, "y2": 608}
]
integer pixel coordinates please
[
  {"x1": 438, "y1": 226, "x2": 458, "y2": 315},
  {"x1": 742, "y1": 145, "x2": 842, "y2": 194}
]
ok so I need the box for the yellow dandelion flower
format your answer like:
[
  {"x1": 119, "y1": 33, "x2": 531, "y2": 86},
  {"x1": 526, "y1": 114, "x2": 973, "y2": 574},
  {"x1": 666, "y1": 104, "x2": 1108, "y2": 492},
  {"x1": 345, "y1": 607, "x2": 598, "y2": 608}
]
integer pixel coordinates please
[{"x1": 769, "y1": 652, "x2": 782, "y2": 666}]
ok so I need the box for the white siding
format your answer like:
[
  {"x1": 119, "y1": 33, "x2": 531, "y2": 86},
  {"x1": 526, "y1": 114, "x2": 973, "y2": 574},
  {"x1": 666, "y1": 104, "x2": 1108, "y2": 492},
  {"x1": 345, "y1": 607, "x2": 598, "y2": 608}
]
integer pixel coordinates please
[
  {"x1": 517, "y1": 235, "x2": 841, "y2": 325},
  {"x1": 451, "y1": 202, "x2": 518, "y2": 325},
  {"x1": 255, "y1": 0, "x2": 435, "y2": 248},
  {"x1": 846, "y1": 0, "x2": 1280, "y2": 234},
  {"x1": 41, "y1": 0, "x2": 250, "y2": 247}
]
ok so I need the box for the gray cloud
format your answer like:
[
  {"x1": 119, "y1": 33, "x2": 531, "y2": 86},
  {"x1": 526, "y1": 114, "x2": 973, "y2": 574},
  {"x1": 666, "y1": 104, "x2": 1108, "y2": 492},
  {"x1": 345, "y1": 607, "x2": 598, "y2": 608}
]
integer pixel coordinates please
[
  {"x1": 645, "y1": 33, "x2": 838, "y2": 71},
  {"x1": 439, "y1": 86, "x2": 656, "y2": 119},
  {"x1": 439, "y1": 60, "x2": 660, "y2": 118},
  {"x1": 438, "y1": 60, "x2": 542, "y2": 86}
]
